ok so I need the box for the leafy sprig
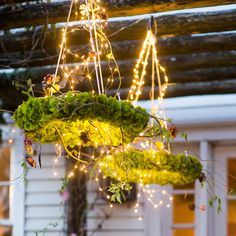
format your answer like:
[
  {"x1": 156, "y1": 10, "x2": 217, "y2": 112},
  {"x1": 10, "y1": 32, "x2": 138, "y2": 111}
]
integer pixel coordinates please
[
  {"x1": 108, "y1": 182, "x2": 132, "y2": 204},
  {"x1": 208, "y1": 195, "x2": 222, "y2": 214}
]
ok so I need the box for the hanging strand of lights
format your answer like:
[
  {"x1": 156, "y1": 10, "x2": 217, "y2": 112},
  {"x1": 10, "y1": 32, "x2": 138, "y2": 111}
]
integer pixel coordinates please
[
  {"x1": 50, "y1": 0, "x2": 122, "y2": 95},
  {"x1": 127, "y1": 16, "x2": 170, "y2": 152},
  {"x1": 128, "y1": 17, "x2": 169, "y2": 106},
  {"x1": 126, "y1": 18, "x2": 172, "y2": 218},
  {"x1": 13, "y1": 1, "x2": 204, "y2": 222}
]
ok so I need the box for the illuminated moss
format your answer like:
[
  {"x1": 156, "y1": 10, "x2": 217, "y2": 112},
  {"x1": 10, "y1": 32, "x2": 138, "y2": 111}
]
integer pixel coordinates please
[
  {"x1": 13, "y1": 92, "x2": 149, "y2": 146},
  {"x1": 99, "y1": 148, "x2": 202, "y2": 186}
]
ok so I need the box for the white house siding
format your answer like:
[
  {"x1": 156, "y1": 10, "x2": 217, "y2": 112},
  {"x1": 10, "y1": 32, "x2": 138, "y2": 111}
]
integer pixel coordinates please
[
  {"x1": 24, "y1": 144, "x2": 66, "y2": 236},
  {"x1": 86, "y1": 144, "x2": 199, "y2": 236},
  {"x1": 86, "y1": 180, "x2": 145, "y2": 236}
]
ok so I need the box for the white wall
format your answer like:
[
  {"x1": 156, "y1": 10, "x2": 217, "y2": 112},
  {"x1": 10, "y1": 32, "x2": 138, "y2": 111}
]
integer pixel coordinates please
[
  {"x1": 86, "y1": 180, "x2": 145, "y2": 236},
  {"x1": 24, "y1": 144, "x2": 66, "y2": 236}
]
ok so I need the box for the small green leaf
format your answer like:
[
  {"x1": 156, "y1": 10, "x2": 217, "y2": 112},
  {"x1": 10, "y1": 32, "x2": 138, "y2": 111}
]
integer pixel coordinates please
[
  {"x1": 181, "y1": 133, "x2": 188, "y2": 142},
  {"x1": 217, "y1": 198, "x2": 222, "y2": 214},
  {"x1": 108, "y1": 182, "x2": 132, "y2": 204}
]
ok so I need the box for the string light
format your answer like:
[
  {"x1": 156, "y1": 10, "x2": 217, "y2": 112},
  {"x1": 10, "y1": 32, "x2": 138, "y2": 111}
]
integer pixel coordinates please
[
  {"x1": 132, "y1": 184, "x2": 173, "y2": 222},
  {"x1": 127, "y1": 29, "x2": 169, "y2": 113},
  {"x1": 45, "y1": 0, "x2": 174, "y2": 224},
  {"x1": 50, "y1": 0, "x2": 121, "y2": 96}
]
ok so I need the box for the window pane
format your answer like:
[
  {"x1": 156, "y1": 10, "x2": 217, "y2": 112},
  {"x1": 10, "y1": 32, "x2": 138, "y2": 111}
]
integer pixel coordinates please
[
  {"x1": 228, "y1": 200, "x2": 236, "y2": 236},
  {"x1": 0, "y1": 147, "x2": 10, "y2": 181},
  {"x1": 0, "y1": 226, "x2": 12, "y2": 236},
  {"x1": 228, "y1": 159, "x2": 236, "y2": 195},
  {"x1": 173, "y1": 194, "x2": 195, "y2": 224},
  {"x1": 172, "y1": 228, "x2": 194, "y2": 236},
  {"x1": 0, "y1": 186, "x2": 10, "y2": 219}
]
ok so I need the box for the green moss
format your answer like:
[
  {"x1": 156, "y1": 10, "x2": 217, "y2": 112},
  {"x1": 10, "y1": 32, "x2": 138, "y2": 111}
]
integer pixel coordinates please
[
  {"x1": 26, "y1": 119, "x2": 126, "y2": 147},
  {"x1": 99, "y1": 148, "x2": 202, "y2": 186},
  {"x1": 13, "y1": 92, "x2": 149, "y2": 146}
]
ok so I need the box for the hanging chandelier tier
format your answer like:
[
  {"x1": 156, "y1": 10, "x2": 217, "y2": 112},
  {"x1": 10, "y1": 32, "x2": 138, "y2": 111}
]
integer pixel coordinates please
[
  {"x1": 99, "y1": 148, "x2": 203, "y2": 186},
  {"x1": 13, "y1": 92, "x2": 149, "y2": 147}
]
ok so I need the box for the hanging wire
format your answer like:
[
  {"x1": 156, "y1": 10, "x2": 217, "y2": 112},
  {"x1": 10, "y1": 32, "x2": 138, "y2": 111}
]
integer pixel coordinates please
[
  {"x1": 53, "y1": 0, "x2": 75, "y2": 89},
  {"x1": 85, "y1": 0, "x2": 101, "y2": 94}
]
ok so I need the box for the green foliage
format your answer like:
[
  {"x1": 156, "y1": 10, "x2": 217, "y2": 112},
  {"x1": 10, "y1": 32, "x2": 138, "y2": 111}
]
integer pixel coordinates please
[
  {"x1": 143, "y1": 124, "x2": 161, "y2": 137},
  {"x1": 60, "y1": 177, "x2": 69, "y2": 193},
  {"x1": 13, "y1": 92, "x2": 149, "y2": 146},
  {"x1": 166, "y1": 118, "x2": 173, "y2": 123},
  {"x1": 108, "y1": 182, "x2": 132, "y2": 204},
  {"x1": 208, "y1": 195, "x2": 222, "y2": 214},
  {"x1": 100, "y1": 148, "x2": 203, "y2": 186},
  {"x1": 12, "y1": 79, "x2": 35, "y2": 97},
  {"x1": 181, "y1": 132, "x2": 188, "y2": 142},
  {"x1": 229, "y1": 188, "x2": 236, "y2": 195},
  {"x1": 34, "y1": 222, "x2": 59, "y2": 235},
  {"x1": 26, "y1": 119, "x2": 127, "y2": 147},
  {"x1": 21, "y1": 160, "x2": 28, "y2": 183}
]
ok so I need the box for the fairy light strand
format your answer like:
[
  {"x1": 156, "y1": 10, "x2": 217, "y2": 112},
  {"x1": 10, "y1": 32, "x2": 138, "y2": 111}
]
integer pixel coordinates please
[
  {"x1": 50, "y1": 0, "x2": 122, "y2": 96},
  {"x1": 85, "y1": 0, "x2": 102, "y2": 94},
  {"x1": 128, "y1": 30, "x2": 169, "y2": 106},
  {"x1": 53, "y1": 0, "x2": 75, "y2": 90},
  {"x1": 48, "y1": 1, "x2": 173, "y2": 224}
]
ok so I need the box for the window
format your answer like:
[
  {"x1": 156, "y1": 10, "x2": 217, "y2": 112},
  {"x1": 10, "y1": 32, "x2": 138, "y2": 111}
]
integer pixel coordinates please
[
  {"x1": 0, "y1": 127, "x2": 24, "y2": 236},
  {"x1": 0, "y1": 146, "x2": 12, "y2": 236},
  {"x1": 214, "y1": 145, "x2": 236, "y2": 236},
  {"x1": 172, "y1": 184, "x2": 195, "y2": 236},
  {"x1": 227, "y1": 159, "x2": 236, "y2": 236},
  {"x1": 168, "y1": 144, "x2": 199, "y2": 236}
]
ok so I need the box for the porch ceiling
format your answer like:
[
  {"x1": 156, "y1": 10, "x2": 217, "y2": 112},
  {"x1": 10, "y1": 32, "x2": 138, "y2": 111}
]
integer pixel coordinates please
[{"x1": 0, "y1": 0, "x2": 236, "y2": 109}]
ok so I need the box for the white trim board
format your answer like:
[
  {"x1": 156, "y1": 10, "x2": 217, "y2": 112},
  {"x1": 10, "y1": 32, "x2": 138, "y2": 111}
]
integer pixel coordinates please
[{"x1": 138, "y1": 94, "x2": 236, "y2": 127}]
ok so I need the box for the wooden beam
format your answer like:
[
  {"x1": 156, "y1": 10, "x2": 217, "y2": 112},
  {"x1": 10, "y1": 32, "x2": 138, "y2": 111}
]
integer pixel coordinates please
[
  {"x1": 0, "y1": 60, "x2": 133, "y2": 84},
  {"x1": 2, "y1": 60, "x2": 236, "y2": 93},
  {"x1": 0, "y1": 79, "x2": 26, "y2": 110},
  {"x1": 0, "y1": 27, "x2": 61, "y2": 54},
  {"x1": 168, "y1": 66, "x2": 236, "y2": 83},
  {"x1": 1, "y1": 47, "x2": 236, "y2": 76},
  {"x1": 160, "y1": 50, "x2": 236, "y2": 70},
  {"x1": 1, "y1": 6, "x2": 236, "y2": 54},
  {"x1": 166, "y1": 79, "x2": 236, "y2": 97},
  {"x1": 107, "y1": 79, "x2": 236, "y2": 99},
  {"x1": 101, "y1": 66, "x2": 236, "y2": 88},
  {"x1": 1, "y1": 32, "x2": 236, "y2": 66},
  {"x1": 0, "y1": 0, "x2": 37, "y2": 4},
  {"x1": 86, "y1": 66, "x2": 236, "y2": 89},
  {"x1": 2, "y1": 77, "x2": 236, "y2": 109},
  {"x1": 157, "y1": 32, "x2": 236, "y2": 56},
  {"x1": 1, "y1": 11, "x2": 236, "y2": 62},
  {"x1": 1, "y1": 1, "x2": 236, "y2": 31}
]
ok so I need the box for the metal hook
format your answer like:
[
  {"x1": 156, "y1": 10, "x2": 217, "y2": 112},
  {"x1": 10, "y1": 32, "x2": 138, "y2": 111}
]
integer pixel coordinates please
[{"x1": 148, "y1": 15, "x2": 157, "y2": 36}]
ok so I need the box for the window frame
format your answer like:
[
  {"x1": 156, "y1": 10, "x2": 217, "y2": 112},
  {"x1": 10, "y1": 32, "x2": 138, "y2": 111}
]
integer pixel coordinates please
[
  {"x1": 0, "y1": 126, "x2": 25, "y2": 236},
  {"x1": 214, "y1": 145, "x2": 236, "y2": 236}
]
